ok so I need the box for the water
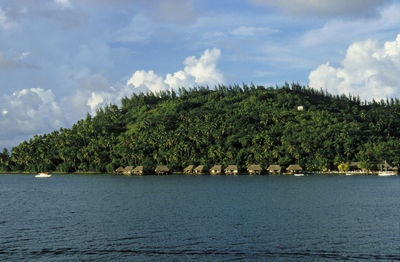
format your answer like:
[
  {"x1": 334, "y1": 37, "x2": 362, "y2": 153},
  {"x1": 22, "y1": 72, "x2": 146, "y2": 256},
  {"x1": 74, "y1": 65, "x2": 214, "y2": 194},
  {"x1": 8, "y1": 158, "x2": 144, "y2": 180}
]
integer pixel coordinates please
[{"x1": 0, "y1": 174, "x2": 399, "y2": 261}]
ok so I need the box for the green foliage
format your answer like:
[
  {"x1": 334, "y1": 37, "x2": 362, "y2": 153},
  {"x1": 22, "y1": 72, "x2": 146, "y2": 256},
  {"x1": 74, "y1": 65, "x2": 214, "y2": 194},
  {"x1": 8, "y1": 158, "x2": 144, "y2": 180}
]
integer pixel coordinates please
[
  {"x1": 3, "y1": 83, "x2": 400, "y2": 173},
  {"x1": 338, "y1": 162, "x2": 349, "y2": 172}
]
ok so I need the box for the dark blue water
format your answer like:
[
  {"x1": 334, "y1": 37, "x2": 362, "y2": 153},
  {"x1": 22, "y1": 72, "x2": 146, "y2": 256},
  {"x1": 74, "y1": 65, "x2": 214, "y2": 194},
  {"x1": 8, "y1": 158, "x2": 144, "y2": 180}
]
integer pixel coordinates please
[{"x1": 0, "y1": 174, "x2": 399, "y2": 261}]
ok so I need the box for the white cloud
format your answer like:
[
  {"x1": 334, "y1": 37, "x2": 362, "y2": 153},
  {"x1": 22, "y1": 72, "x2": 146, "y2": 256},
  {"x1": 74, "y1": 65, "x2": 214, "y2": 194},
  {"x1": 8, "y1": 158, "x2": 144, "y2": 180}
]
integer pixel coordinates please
[
  {"x1": 0, "y1": 88, "x2": 64, "y2": 142},
  {"x1": 250, "y1": 0, "x2": 392, "y2": 18},
  {"x1": 301, "y1": 4, "x2": 400, "y2": 49},
  {"x1": 55, "y1": 0, "x2": 72, "y2": 9},
  {"x1": 127, "y1": 48, "x2": 223, "y2": 92},
  {"x1": 165, "y1": 70, "x2": 195, "y2": 90},
  {"x1": 127, "y1": 70, "x2": 167, "y2": 93},
  {"x1": 309, "y1": 34, "x2": 400, "y2": 100},
  {"x1": 182, "y1": 48, "x2": 223, "y2": 86},
  {"x1": 68, "y1": 48, "x2": 223, "y2": 115},
  {"x1": 115, "y1": 14, "x2": 155, "y2": 43},
  {"x1": 0, "y1": 7, "x2": 14, "y2": 29},
  {"x1": 230, "y1": 26, "x2": 277, "y2": 37}
]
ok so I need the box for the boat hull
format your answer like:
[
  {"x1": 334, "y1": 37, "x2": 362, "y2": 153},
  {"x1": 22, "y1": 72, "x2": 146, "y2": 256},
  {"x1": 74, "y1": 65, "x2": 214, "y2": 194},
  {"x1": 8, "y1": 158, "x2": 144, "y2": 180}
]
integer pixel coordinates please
[
  {"x1": 35, "y1": 173, "x2": 52, "y2": 178},
  {"x1": 378, "y1": 172, "x2": 397, "y2": 177}
]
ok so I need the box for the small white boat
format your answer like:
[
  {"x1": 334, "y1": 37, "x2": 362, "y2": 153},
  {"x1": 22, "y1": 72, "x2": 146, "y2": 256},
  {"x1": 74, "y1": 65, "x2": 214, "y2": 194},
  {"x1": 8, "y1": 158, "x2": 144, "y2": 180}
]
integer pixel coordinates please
[
  {"x1": 378, "y1": 160, "x2": 397, "y2": 176},
  {"x1": 345, "y1": 173, "x2": 353, "y2": 176},
  {"x1": 294, "y1": 173, "x2": 304, "y2": 176},
  {"x1": 378, "y1": 171, "x2": 397, "y2": 177},
  {"x1": 35, "y1": 172, "x2": 52, "y2": 178}
]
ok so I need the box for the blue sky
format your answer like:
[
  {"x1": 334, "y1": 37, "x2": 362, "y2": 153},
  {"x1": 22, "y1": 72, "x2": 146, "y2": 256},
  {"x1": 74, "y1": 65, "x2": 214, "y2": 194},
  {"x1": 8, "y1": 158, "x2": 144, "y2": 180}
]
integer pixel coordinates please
[{"x1": 1, "y1": 0, "x2": 400, "y2": 148}]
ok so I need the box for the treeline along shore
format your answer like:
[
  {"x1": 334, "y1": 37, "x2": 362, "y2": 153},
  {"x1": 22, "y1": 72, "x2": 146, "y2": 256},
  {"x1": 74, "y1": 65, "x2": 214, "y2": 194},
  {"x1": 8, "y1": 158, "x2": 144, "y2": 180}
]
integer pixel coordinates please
[{"x1": 1, "y1": 83, "x2": 400, "y2": 174}]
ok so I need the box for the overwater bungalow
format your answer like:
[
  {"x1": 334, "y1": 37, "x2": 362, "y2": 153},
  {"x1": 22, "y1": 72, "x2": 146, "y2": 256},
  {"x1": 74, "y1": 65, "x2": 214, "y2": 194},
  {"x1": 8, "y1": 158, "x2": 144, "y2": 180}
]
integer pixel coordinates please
[
  {"x1": 133, "y1": 166, "x2": 144, "y2": 175},
  {"x1": 349, "y1": 162, "x2": 360, "y2": 171},
  {"x1": 286, "y1": 164, "x2": 303, "y2": 174},
  {"x1": 155, "y1": 165, "x2": 170, "y2": 175},
  {"x1": 114, "y1": 166, "x2": 125, "y2": 175},
  {"x1": 193, "y1": 165, "x2": 207, "y2": 174},
  {"x1": 210, "y1": 165, "x2": 222, "y2": 175},
  {"x1": 183, "y1": 165, "x2": 194, "y2": 174},
  {"x1": 225, "y1": 165, "x2": 239, "y2": 175},
  {"x1": 247, "y1": 164, "x2": 262, "y2": 175},
  {"x1": 123, "y1": 166, "x2": 134, "y2": 175},
  {"x1": 348, "y1": 162, "x2": 366, "y2": 173},
  {"x1": 267, "y1": 164, "x2": 281, "y2": 174}
]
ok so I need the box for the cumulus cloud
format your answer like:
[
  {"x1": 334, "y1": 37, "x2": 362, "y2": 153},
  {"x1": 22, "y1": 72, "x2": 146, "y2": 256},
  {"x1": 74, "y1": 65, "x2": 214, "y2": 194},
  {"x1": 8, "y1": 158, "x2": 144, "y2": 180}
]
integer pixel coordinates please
[
  {"x1": 68, "y1": 48, "x2": 223, "y2": 115},
  {"x1": 309, "y1": 34, "x2": 400, "y2": 100},
  {"x1": 0, "y1": 88, "x2": 64, "y2": 143},
  {"x1": 128, "y1": 48, "x2": 223, "y2": 92},
  {"x1": 250, "y1": 0, "x2": 392, "y2": 18},
  {"x1": 127, "y1": 70, "x2": 167, "y2": 93}
]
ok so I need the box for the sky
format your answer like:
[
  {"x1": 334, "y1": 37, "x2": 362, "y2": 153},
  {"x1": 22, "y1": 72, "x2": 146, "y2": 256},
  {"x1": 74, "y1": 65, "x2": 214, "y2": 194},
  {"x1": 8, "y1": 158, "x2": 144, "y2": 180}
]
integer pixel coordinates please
[{"x1": 1, "y1": 0, "x2": 400, "y2": 149}]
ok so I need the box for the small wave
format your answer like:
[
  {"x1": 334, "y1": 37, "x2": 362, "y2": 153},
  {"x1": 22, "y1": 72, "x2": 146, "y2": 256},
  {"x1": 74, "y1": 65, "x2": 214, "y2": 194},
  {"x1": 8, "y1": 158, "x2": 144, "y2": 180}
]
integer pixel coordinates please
[{"x1": 0, "y1": 247, "x2": 397, "y2": 261}]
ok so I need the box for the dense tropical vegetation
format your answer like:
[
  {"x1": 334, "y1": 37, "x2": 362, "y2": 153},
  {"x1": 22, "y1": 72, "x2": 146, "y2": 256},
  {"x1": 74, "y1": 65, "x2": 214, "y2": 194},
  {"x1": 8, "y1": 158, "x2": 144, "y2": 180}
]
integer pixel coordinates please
[{"x1": 1, "y1": 83, "x2": 400, "y2": 173}]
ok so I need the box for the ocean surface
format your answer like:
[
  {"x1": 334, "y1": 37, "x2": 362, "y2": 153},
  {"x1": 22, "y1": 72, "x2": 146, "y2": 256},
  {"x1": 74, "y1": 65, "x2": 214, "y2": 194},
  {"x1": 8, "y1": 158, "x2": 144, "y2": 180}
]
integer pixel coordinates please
[{"x1": 0, "y1": 174, "x2": 399, "y2": 261}]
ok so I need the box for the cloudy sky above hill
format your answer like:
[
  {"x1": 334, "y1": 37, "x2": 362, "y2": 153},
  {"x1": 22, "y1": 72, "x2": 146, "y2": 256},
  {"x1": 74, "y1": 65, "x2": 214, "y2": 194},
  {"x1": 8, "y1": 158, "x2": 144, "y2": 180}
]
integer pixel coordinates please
[{"x1": 0, "y1": 0, "x2": 400, "y2": 148}]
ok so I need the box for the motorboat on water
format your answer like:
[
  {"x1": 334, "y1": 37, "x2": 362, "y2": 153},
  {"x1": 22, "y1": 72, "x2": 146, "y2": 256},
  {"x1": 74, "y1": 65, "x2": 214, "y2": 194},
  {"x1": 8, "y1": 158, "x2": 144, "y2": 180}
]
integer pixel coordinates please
[
  {"x1": 35, "y1": 172, "x2": 52, "y2": 178},
  {"x1": 294, "y1": 173, "x2": 304, "y2": 176}
]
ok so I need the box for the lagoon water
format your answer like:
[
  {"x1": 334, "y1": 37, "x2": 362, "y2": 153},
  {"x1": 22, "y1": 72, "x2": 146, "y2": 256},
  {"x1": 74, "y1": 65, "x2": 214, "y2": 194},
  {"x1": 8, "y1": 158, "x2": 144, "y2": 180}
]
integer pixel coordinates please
[{"x1": 0, "y1": 174, "x2": 399, "y2": 261}]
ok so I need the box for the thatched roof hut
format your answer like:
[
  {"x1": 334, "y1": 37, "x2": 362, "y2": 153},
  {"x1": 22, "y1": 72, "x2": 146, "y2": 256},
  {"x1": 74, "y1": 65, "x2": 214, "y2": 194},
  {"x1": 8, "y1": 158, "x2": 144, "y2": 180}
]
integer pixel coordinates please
[
  {"x1": 210, "y1": 165, "x2": 222, "y2": 175},
  {"x1": 225, "y1": 165, "x2": 239, "y2": 175},
  {"x1": 349, "y1": 162, "x2": 360, "y2": 169},
  {"x1": 267, "y1": 164, "x2": 281, "y2": 174},
  {"x1": 133, "y1": 166, "x2": 144, "y2": 175},
  {"x1": 184, "y1": 165, "x2": 194, "y2": 174},
  {"x1": 286, "y1": 164, "x2": 303, "y2": 174},
  {"x1": 123, "y1": 166, "x2": 134, "y2": 175},
  {"x1": 114, "y1": 166, "x2": 125, "y2": 175},
  {"x1": 155, "y1": 165, "x2": 170, "y2": 175},
  {"x1": 193, "y1": 165, "x2": 207, "y2": 174},
  {"x1": 247, "y1": 164, "x2": 262, "y2": 175}
]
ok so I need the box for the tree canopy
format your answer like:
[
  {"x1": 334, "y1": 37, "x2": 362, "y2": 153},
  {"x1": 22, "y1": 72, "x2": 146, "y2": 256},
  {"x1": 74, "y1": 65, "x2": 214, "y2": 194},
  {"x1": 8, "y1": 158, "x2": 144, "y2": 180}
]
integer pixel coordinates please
[{"x1": 2, "y1": 83, "x2": 400, "y2": 173}]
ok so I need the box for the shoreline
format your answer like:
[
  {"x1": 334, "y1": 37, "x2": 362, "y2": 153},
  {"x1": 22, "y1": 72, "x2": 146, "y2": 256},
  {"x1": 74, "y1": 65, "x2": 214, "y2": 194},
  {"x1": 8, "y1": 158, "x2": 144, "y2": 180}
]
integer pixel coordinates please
[
  {"x1": 0, "y1": 171, "x2": 395, "y2": 176},
  {"x1": 0, "y1": 171, "x2": 103, "y2": 175}
]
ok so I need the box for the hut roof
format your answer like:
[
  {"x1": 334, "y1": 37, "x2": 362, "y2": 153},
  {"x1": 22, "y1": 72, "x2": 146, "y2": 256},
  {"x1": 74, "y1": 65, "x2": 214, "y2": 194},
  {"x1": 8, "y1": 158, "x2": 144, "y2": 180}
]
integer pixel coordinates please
[
  {"x1": 210, "y1": 165, "x2": 222, "y2": 172},
  {"x1": 267, "y1": 165, "x2": 281, "y2": 171},
  {"x1": 349, "y1": 162, "x2": 360, "y2": 167},
  {"x1": 115, "y1": 166, "x2": 125, "y2": 172},
  {"x1": 247, "y1": 164, "x2": 262, "y2": 171},
  {"x1": 194, "y1": 165, "x2": 207, "y2": 171},
  {"x1": 287, "y1": 164, "x2": 303, "y2": 171},
  {"x1": 124, "y1": 166, "x2": 134, "y2": 172},
  {"x1": 225, "y1": 165, "x2": 238, "y2": 171},
  {"x1": 184, "y1": 165, "x2": 194, "y2": 172},
  {"x1": 155, "y1": 165, "x2": 169, "y2": 172},
  {"x1": 133, "y1": 166, "x2": 144, "y2": 172}
]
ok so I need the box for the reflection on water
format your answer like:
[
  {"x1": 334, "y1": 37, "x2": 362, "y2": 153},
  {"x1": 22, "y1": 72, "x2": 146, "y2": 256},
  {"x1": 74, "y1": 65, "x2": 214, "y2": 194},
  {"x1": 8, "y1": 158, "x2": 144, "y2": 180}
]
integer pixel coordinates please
[{"x1": 1, "y1": 174, "x2": 399, "y2": 261}]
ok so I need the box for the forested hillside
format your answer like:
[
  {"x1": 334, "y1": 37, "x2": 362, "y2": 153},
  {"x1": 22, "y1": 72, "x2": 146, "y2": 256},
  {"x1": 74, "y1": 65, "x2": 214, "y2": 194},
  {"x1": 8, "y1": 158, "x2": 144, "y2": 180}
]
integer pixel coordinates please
[{"x1": 2, "y1": 83, "x2": 400, "y2": 173}]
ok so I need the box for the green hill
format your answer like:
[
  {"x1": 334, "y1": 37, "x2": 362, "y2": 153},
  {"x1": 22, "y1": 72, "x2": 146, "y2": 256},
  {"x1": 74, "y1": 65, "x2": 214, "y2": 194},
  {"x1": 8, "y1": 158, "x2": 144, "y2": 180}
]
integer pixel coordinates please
[{"x1": 2, "y1": 83, "x2": 400, "y2": 173}]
